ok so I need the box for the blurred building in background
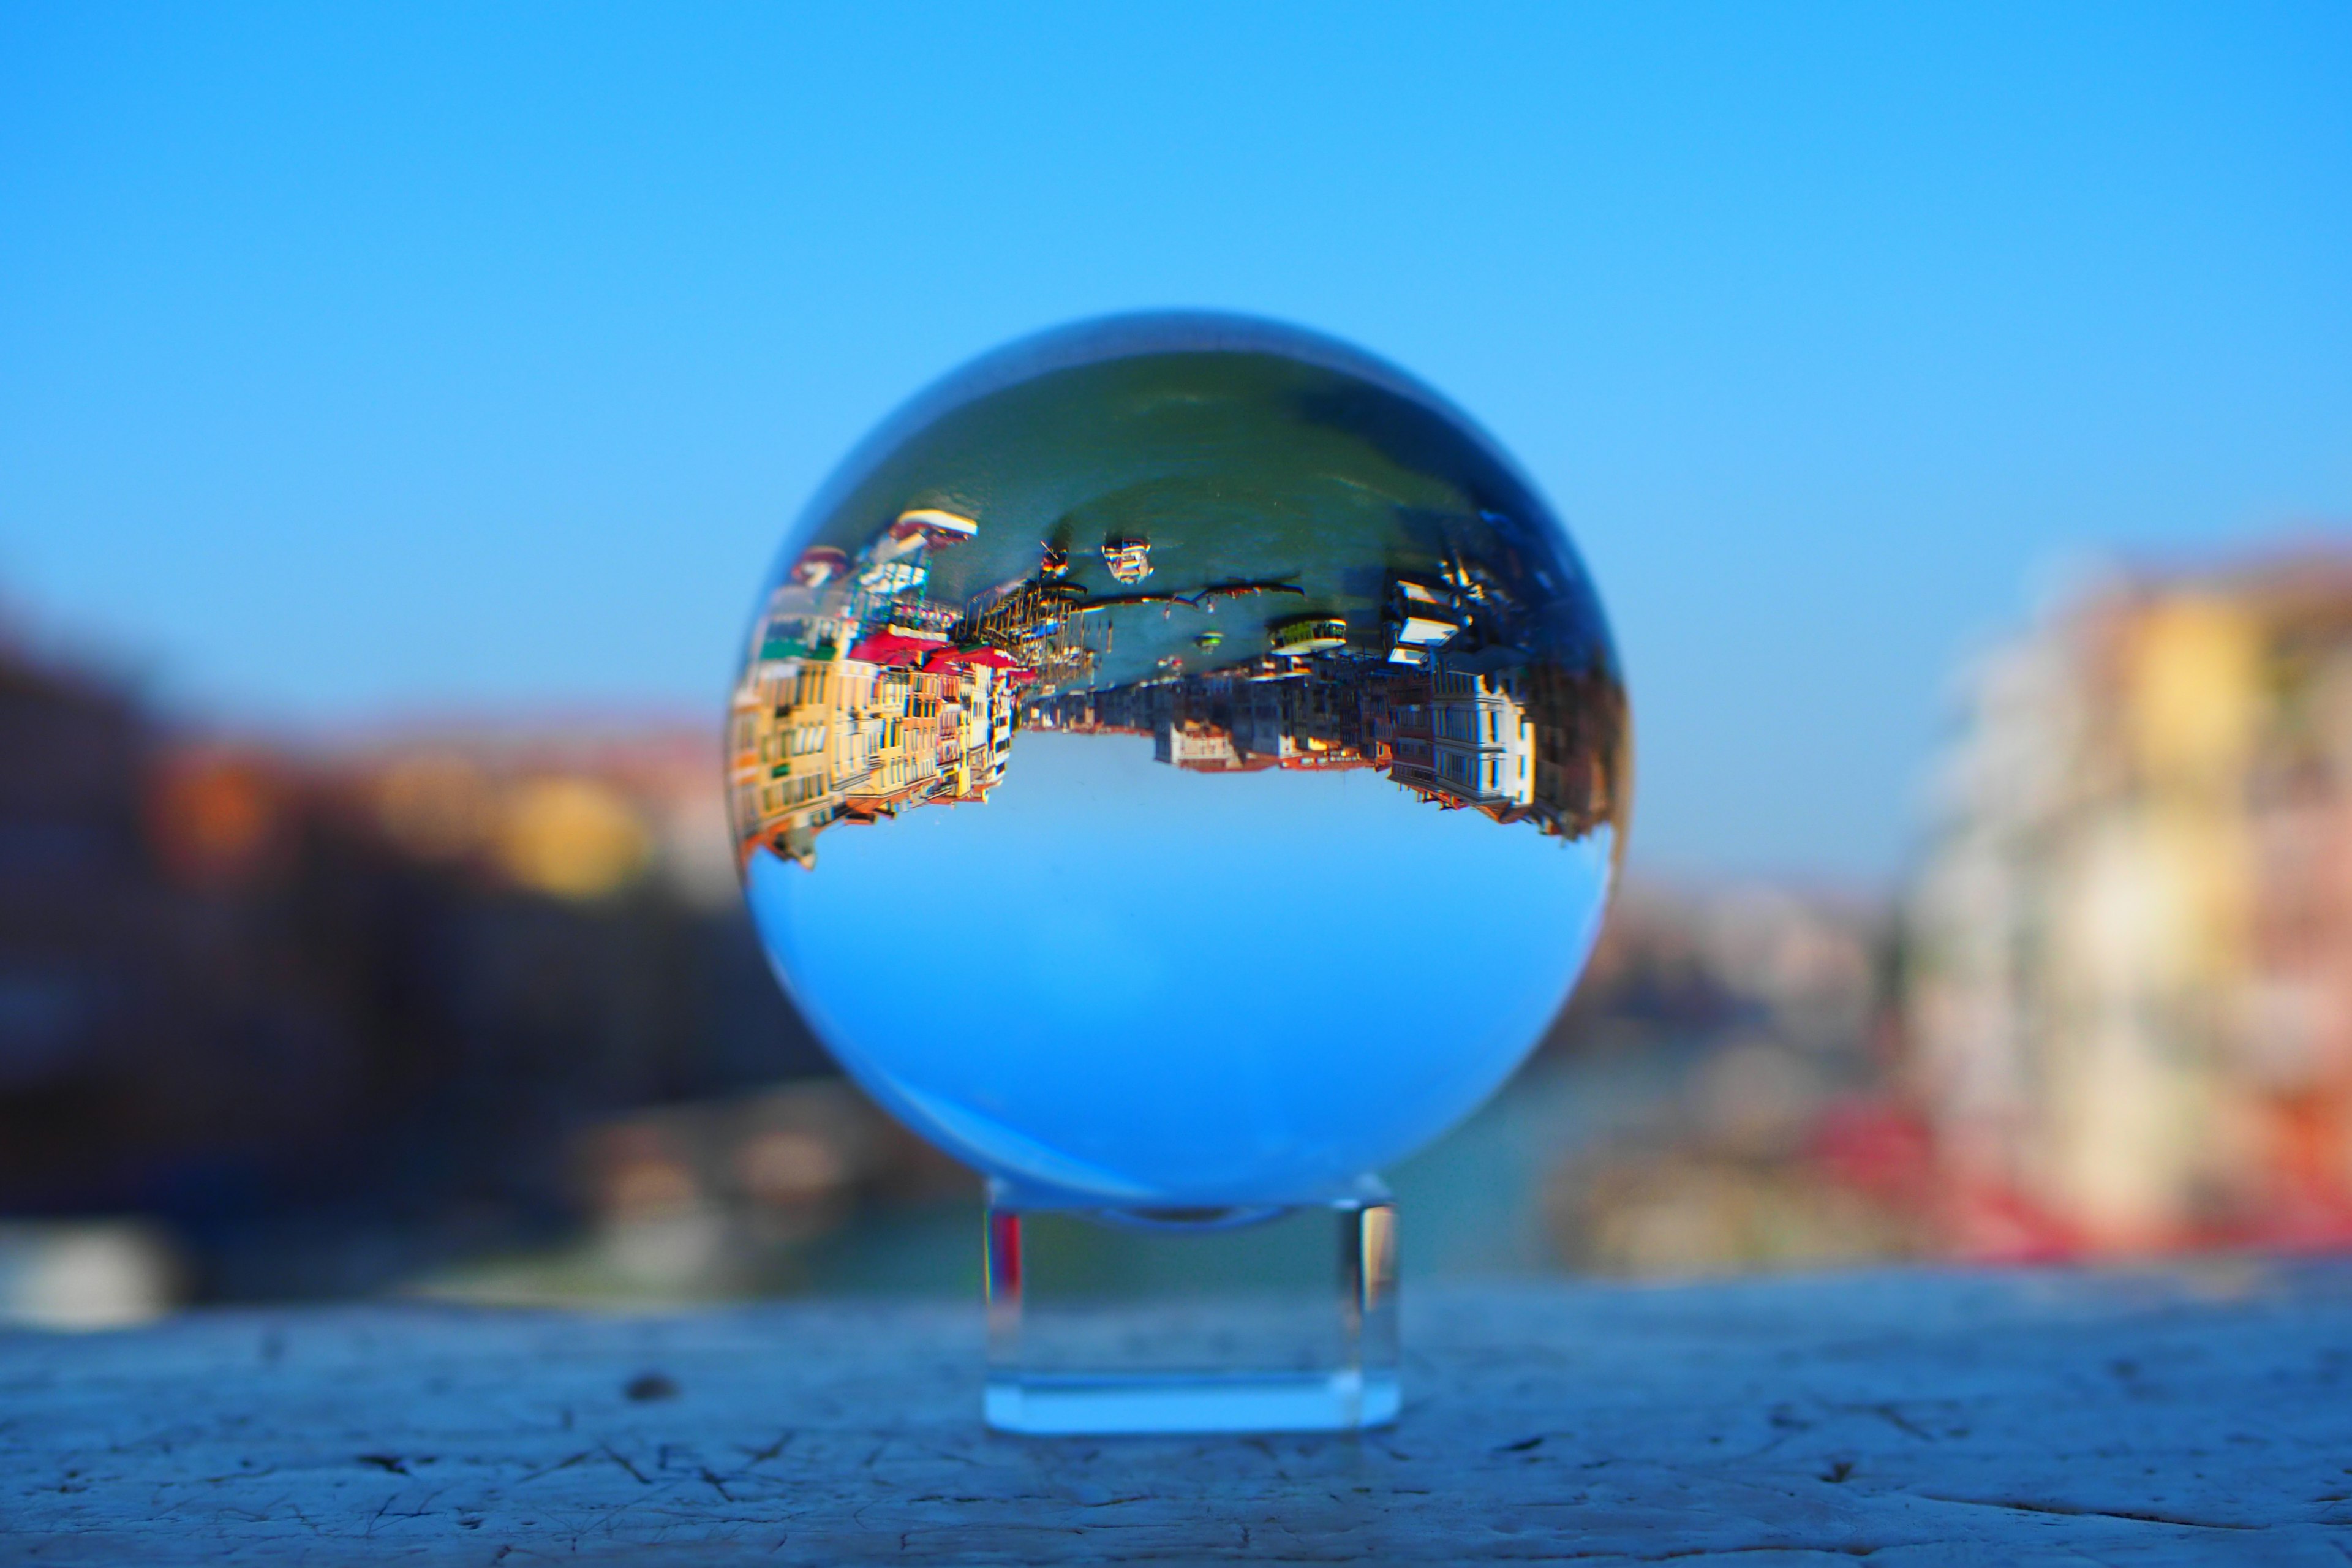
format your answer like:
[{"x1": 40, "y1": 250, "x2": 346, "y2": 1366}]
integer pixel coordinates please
[
  {"x1": 1910, "y1": 551, "x2": 2352, "y2": 1259},
  {"x1": 0, "y1": 623, "x2": 836, "y2": 1313}
]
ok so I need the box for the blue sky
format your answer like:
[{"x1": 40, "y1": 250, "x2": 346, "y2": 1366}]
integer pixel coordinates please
[{"x1": 2, "y1": 4, "x2": 2346, "y2": 881}]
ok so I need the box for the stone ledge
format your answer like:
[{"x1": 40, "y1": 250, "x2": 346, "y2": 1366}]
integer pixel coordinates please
[{"x1": 5, "y1": 1264, "x2": 2351, "y2": 1564}]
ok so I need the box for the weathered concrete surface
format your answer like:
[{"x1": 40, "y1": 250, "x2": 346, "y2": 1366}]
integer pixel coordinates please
[{"x1": 6, "y1": 1264, "x2": 2352, "y2": 1564}]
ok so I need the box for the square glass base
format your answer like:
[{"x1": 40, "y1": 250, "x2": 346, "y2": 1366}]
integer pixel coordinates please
[{"x1": 982, "y1": 1180, "x2": 1398, "y2": 1434}]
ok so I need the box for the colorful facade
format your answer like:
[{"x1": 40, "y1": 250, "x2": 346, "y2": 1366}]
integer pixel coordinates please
[
  {"x1": 729, "y1": 513, "x2": 1041, "y2": 871},
  {"x1": 1909, "y1": 556, "x2": 2352, "y2": 1256}
]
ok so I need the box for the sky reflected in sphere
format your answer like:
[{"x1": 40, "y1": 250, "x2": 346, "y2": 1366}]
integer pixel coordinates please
[{"x1": 731, "y1": 314, "x2": 1630, "y2": 1207}]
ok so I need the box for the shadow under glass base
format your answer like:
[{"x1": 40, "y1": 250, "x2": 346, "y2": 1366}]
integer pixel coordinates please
[{"x1": 982, "y1": 1179, "x2": 1398, "y2": 1435}]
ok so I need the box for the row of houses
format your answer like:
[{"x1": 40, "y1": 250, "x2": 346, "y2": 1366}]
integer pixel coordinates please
[
  {"x1": 728, "y1": 630, "x2": 1019, "y2": 871},
  {"x1": 727, "y1": 510, "x2": 1049, "y2": 872},
  {"x1": 1029, "y1": 642, "x2": 1625, "y2": 843}
]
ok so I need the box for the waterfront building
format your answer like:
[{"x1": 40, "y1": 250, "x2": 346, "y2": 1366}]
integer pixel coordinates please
[
  {"x1": 1385, "y1": 578, "x2": 1466, "y2": 666},
  {"x1": 1388, "y1": 659, "x2": 1534, "y2": 814},
  {"x1": 1232, "y1": 675, "x2": 1305, "y2": 764},
  {"x1": 1156, "y1": 718, "x2": 1252, "y2": 772},
  {"x1": 1526, "y1": 660, "x2": 1629, "y2": 842},
  {"x1": 1909, "y1": 553, "x2": 2352, "y2": 1256},
  {"x1": 729, "y1": 587, "x2": 864, "y2": 869}
]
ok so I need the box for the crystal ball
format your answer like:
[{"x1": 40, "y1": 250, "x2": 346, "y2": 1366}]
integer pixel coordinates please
[{"x1": 730, "y1": 314, "x2": 1629, "y2": 1208}]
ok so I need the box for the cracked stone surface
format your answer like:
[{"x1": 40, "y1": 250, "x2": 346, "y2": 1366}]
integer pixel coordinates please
[{"x1": 6, "y1": 1264, "x2": 2352, "y2": 1563}]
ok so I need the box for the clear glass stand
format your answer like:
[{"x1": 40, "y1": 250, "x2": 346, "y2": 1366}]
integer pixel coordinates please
[{"x1": 982, "y1": 1177, "x2": 1398, "y2": 1434}]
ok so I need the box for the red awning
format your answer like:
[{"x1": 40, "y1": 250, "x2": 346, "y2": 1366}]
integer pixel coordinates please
[{"x1": 850, "y1": 631, "x2": 945, "y2": 666}]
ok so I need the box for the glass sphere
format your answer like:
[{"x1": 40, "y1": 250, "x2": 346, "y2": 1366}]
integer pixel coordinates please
[{"x1": 729, "y1": 314, "x2": 1629, "y2": 1208}]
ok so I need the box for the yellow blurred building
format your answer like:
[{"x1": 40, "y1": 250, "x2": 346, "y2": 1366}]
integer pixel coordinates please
[{"x1": 1909, "y1": 553, "x2": 2352, "y2": 1257}]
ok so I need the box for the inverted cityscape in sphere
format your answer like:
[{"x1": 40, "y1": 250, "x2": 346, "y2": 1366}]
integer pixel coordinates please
[{"x1": 731, "y1": 314, "x2": 1631, "y2": 1208}]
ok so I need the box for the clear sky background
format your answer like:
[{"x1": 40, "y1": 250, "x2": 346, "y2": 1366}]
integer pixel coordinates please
[{"x1": 2, "y1": 4, "x2": 2347, "y2": 882}]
